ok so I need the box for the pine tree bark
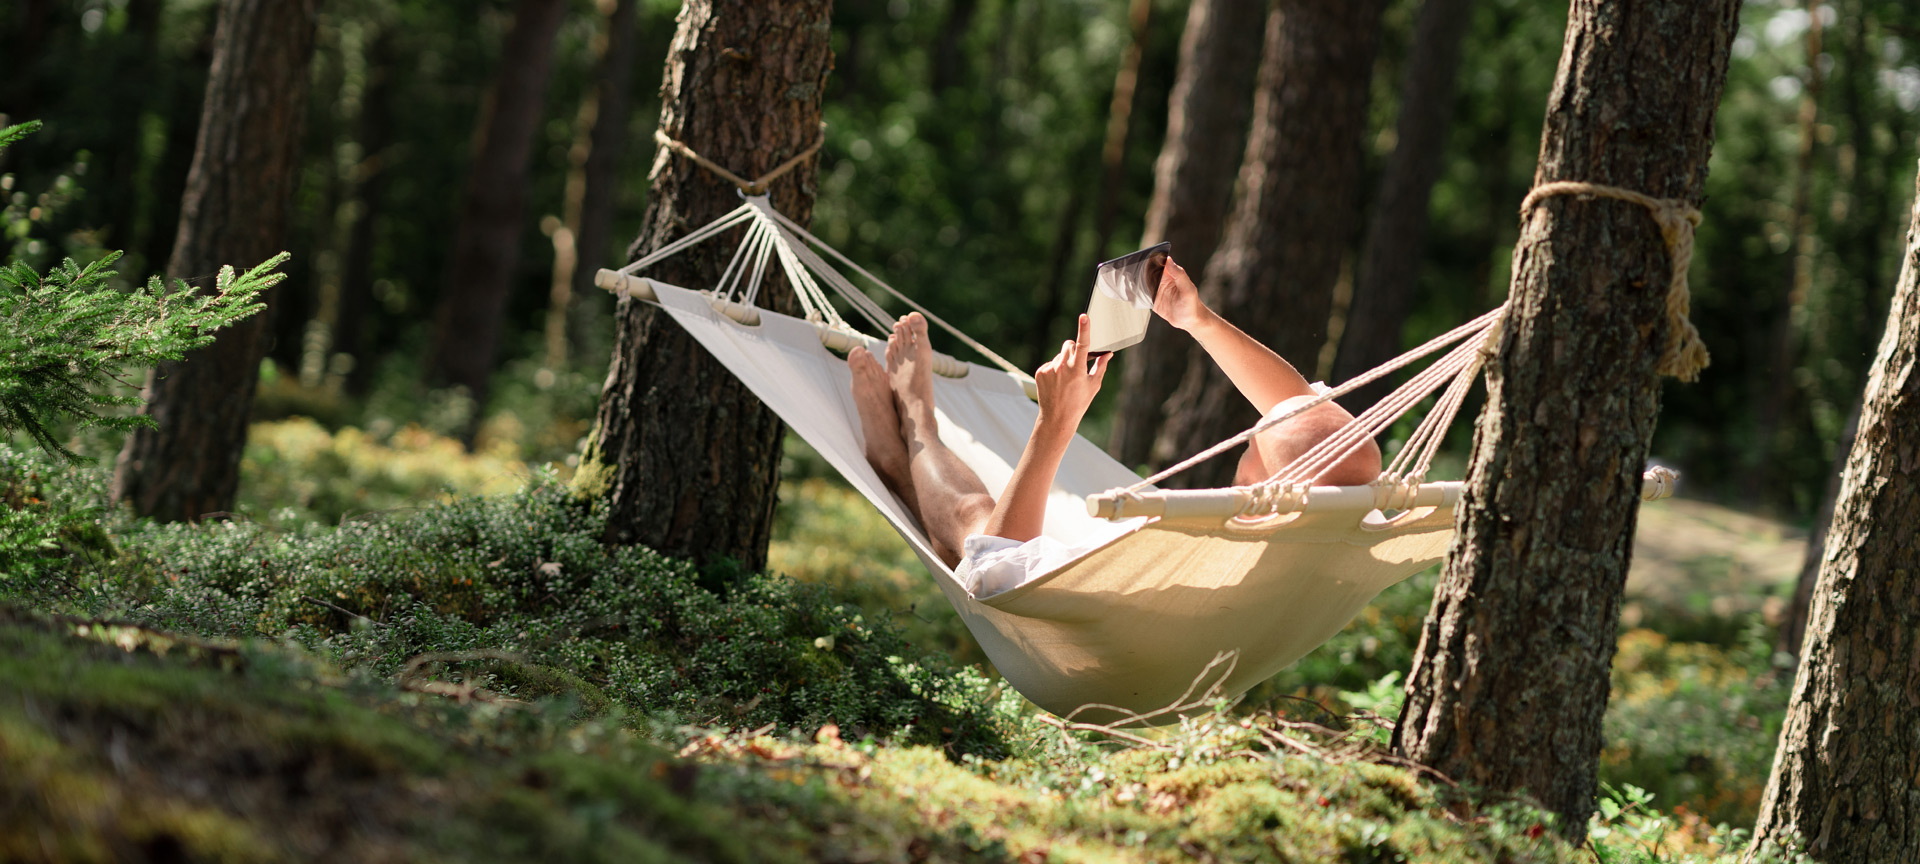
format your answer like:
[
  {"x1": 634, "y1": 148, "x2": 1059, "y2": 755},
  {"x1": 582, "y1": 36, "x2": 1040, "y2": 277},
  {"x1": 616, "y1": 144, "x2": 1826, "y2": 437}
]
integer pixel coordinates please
[
  {"x1": 1106, "y1": 0, "x2": 1266, "y2": 469},
  {"x1": 1150, "y1": 0, "x2": 1387, "y2": 487},
  {"x1": 581, "y1": 0, "x2": 832, "y2": 570},
  {"x1": 423, "y1": 0, "x2": 570, "y2": 428},
  {"x1": 1331, "y1": 0, "x2": 1476, "y2": 414},
  {"x1": 112, "y1": 0, "x2": 320, "y2": 522},
  {"x1": 1749, "y1": 164, "x2": 1920, "y2": 864},
  {"x1": 1392, "y1": 0, "x2": 1740, "y2": 841}
]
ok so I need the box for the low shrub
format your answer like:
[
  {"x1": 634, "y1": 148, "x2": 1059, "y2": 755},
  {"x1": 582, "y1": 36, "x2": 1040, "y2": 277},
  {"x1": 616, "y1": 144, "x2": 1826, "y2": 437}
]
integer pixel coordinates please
[
  {"x1": 86, "y1": 469, "x2": 1015, "y2": 757},
  {"x1": 1601, "y1": 627, "x2": 1791, "y2": 827},
  {"x1": 237, "y1": 417, "x2": 530, "y2": 525}
]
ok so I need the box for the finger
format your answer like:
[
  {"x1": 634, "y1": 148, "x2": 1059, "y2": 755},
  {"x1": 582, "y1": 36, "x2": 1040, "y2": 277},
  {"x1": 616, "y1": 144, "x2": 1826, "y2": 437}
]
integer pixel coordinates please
[
  {"x1": 1076, "y1": 313, "x2": 1092, "y2": 350},
  {"x1": 1091, "y1": 352, "x2": 1113, "y2": 382}
]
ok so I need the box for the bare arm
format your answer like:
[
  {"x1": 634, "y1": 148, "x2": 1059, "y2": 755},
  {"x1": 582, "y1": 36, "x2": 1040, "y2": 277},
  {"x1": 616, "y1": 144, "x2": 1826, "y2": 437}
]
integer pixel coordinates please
[
  {"x1": 984, "y1": 313, "x2": 1111, "y2": 542},
  {"x1": 1152, "y1": 259, "x2": 1316, "y2": 413}
]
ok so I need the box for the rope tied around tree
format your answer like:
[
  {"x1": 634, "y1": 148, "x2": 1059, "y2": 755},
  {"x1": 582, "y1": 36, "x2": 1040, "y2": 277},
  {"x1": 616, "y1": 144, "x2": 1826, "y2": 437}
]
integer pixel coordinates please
[
  {"x1": 651, "y1": 125, "x2": 826, "y2": 196},
  {"x1": 1518, "y1": 180, "x2": 1710, "y2": 381}
]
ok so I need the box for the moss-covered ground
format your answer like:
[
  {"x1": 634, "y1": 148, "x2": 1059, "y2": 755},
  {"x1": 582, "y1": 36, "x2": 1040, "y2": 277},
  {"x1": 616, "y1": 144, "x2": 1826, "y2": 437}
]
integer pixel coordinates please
[{"x1": 1, "y1": 428, "x2": 1801, "y2": 862}]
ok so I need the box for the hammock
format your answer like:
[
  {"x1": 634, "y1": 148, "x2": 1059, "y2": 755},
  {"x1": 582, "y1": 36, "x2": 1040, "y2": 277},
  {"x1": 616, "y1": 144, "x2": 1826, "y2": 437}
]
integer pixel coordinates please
[{"x1": 596, "y1": 195, "x2": 1676, "y2": 722}]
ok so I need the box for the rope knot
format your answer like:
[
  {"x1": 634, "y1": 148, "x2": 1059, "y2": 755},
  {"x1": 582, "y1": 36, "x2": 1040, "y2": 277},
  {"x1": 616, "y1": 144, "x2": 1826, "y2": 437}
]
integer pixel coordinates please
[
  {"x1": 1101, "y1": 487, "x2": 1143, "y2": 519},
  {"x1": 1520, "y1": 180, "x2": 1709, "y2": 382},
  {"x1": 1641, "y1": 465, "x2": 1680, "y2": 501},
  {"x1": 653, "y1": 126, "x2": 826, "y2": 196}
]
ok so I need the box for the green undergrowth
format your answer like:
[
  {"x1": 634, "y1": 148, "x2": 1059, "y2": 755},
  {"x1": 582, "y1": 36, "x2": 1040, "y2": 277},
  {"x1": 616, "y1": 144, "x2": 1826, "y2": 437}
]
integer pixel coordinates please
[
  {"x1": 2, "y1": 442, "x2": 1016, "y2": 758},
  {"x1": 1, "y1": 439, "x2": 1796, "y2": 861},
  {"x1": 0, "y1": 606, "x2": 1680, "y2": 863},
  {"x1": 0, "y1": 608, "x2": 1015, "y2": 862}
]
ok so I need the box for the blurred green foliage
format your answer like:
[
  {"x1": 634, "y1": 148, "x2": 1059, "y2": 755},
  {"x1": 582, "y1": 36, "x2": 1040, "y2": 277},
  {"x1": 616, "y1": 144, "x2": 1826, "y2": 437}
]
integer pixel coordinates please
[{"x1": 10, "y1": 0, "x2": 1918, "y2": 521}]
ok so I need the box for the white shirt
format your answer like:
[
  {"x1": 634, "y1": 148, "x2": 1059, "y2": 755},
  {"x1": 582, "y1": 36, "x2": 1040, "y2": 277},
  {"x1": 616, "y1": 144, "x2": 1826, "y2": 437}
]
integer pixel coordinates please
[
  {"x1": 956, "y1": 381, "x2": 1332, "y2": 600},
  {"x1": 956, "y1": 516, "x2": 1145, "y2": 599}
]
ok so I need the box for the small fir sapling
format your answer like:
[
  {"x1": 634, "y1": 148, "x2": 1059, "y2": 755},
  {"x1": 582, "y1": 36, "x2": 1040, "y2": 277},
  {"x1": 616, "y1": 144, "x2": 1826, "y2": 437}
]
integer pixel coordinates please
[{"x1": 0, "y1": 121, "x2": 282, "y2": 462}]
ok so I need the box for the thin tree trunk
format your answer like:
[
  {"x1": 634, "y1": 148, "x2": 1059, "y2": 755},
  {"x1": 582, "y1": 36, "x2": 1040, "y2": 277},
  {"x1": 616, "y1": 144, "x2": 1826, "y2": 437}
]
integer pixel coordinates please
[
  {"x1": 1778, "y1": 1, "x2": 1895, "y2": 661},
  {"x1": 1392, "y1": 0, "x2": 1740, "y2": 841},
  {"x1": 1779, "y1": 395, "x2": 1860, "y2": 658},
  {"x1": 1107, "y1": 0, "x2": 1266, "y2": 468},
  {"x1": 546, "y1": 0, "x2": 641, "y2": 372},
  {"x1": 1750, "y1": 0, "x2": 1824, "y2": 505},
  {"x1": 1332, "y1": 0, "x2": 1476, "y2": 413},
  {"x1": 1087, "y1": 0, "x2": 1153, "y2": 266},
  {"x1": 0, "y1": 0, "x2": 57, "y2": 124},
  {"x1": 1150, "y1": 0, "x2": 1387, "y2": 488},
  {"x1": 1027, "y1": 178, "x2": 1088, "y2": 368},
  {"x1": 139, "y1": 8, "x2": 218, "y2": 278},
  {"x1": 423, "y1": 0, "x2": 570, "y2": 431},
  {"x1": 112, "y1": 0, "x2": 320, "y2": 522},
  {"x1": 1749, "y1": 161, "x2": 1920, "y2": 864},
  {"x1": 579, "y1": 0, "x2": 833, "y2": 570},
  {"x1": 334, "y1": 28, "x2": 395, "y2": 397},
  {"x1": 100, "y1": 0, "x2": 165, "y2": 250},
  {"x1": 931, "y1": 0, "x2": 979, "y2": 94}
]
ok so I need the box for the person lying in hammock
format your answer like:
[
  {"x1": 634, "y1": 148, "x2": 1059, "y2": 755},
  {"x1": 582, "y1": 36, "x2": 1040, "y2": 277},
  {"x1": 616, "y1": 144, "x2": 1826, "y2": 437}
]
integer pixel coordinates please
[{"x1": 848, "y1": 258, "x2": 1380, "y2": 596}]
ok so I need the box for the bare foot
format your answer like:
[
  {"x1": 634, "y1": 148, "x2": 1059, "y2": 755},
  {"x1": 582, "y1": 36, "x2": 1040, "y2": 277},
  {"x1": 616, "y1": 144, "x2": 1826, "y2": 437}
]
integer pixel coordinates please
[
  {"x1": 885, "y1": 312, "x2": 938, "y2": 427},
  {"x1": 849, "y1": 346, "x2": 914, "y2": 500}
]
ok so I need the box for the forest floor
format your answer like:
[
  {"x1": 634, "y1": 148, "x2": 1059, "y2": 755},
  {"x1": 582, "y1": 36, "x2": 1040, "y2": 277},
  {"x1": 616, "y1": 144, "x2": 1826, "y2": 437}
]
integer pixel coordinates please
[
  {"x1": 1625, "y1": 497, "x2": 1804, "y2": 630},
  {"x1": 1, "y1": 426, "x2": 1806, "y2": 863}
]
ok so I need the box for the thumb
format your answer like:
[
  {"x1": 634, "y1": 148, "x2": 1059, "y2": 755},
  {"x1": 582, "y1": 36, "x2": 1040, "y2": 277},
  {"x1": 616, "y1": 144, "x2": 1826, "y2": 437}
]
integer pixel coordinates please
[{"x1": 1091, "y1": 352, "x2": 1113, "y2": 383}]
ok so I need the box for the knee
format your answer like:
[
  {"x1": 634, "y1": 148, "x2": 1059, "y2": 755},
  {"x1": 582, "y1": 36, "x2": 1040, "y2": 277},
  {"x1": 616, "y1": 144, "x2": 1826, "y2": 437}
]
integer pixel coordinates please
[
  {"x1": 956, "y1": 492, "x2": 997, "y2": 535},
  {"x1": 1257, "y1": 403, "x2": 1380, "y2": 485}
]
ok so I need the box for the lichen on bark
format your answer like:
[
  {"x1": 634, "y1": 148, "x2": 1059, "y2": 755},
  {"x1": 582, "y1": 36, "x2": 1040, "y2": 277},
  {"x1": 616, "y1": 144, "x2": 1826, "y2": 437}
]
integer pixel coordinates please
[{"x1": 1392, "y1": 0, "x2": 1742, "y2": 842}]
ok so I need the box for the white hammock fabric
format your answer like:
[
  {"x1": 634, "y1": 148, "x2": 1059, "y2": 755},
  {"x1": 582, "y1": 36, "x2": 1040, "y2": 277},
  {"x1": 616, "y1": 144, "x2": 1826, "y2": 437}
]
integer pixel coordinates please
[{"x1": 602, "y1": 194, "x2": 1672, "y2": 722}]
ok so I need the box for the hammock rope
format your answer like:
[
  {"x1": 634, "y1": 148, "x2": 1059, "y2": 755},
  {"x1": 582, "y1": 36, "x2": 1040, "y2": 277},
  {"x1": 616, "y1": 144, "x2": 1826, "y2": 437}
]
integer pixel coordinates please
[
  {"x1": 653, "y1": 127, "x2": 826, "y2": 196},
  {"x1": 629, "y1": 136, "x2": 1703, "y2": 513},
  {"x1": 1519, "y1": 180, "x2": 1709, "y2": 381}
]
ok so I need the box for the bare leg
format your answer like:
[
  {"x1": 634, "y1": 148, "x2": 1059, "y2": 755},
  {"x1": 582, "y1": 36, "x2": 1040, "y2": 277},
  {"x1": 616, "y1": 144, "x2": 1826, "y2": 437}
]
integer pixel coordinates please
[
  {"x1": 848, "y1": 346, "x2": 922, "y2": 525},
  {"x1": 887, "y1": 313, "x2": 996, "y2": 567}
]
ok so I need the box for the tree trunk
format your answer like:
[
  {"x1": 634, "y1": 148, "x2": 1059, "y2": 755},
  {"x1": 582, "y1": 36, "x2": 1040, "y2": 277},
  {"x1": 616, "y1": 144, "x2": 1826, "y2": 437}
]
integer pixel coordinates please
[
  {"x1": 0, "y1": 0, "x2": 57, "y2": 125},
  {"x1": 1107, "y1": 0, "x2": 1266, "y2": 469},
  {"x1": 1749, "y1": 0, "x2": 1825, "y2": 505},
  {"x1": 1782, "y1": 1, "x2": 1908, "y2": 659},
  {"x1": 1778, "y1": 396, "x2": 1860, "y2": 658},
  {"x1": 100, "y1": 0, "x2": 165, "y2": 250},
  {"x1": 545, "y1": 0, "x2": 642, "y2": 371},
  {"x1": 139, "y1": 7, "x2": 218, "y2": 279},
  {"x1": 580, "y1": 0, "x2": 833, "y2": 570},
  {"x1": 1749, "y1": 161, "x2": 1920, "y2": 864},
  {"x1": 1087, "y1": 0, "x2": 1153, "y2": 268},
  {"x1": 930, "y1": 0, "x2": 979, "y2": 94},
  {"x1": 112, "y1": 0, "x2": 320, "y2": 522},
  {"x1": 1392, "y1": 0, "x2": 1740, "y2": 841},
  {"x1": 1150, "y1": 0, "x2": 1387, "y2": 488},
  {"x1": 423, "y1": 0, "x2": 570, "y2": 429},
  {"x1": 334, "y1": 28, "x2": 396, "y2": 397},
  {"x1": 1331, "y1": 0, "x2": 1476, "y2": 413}
]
